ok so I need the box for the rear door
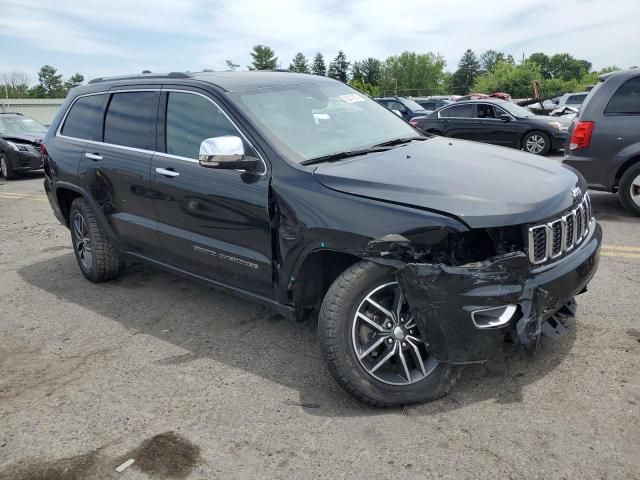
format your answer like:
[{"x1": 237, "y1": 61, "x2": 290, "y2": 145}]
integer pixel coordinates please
[
  {"x1": 150, "y1": 88, "x2": 273, "y2": 297},
  {"x1": 77, "y1": 88, "x2": 160, "y2": 254},
  {"x1": 438, "y1": 104, "x2": 479, "y2": 139}
]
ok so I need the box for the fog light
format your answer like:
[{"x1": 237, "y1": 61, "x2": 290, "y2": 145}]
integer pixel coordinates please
[{"x1": 471, "y1": 305, "x2": 518, "y2": 329}]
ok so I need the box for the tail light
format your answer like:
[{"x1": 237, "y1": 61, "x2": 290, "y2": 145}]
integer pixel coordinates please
[
  {"x1": 409, "y1": 119, "x2": 418, "y2": 127},
  {"x1": 569, "y1": 121, "x2": 594, "y2": 150}
]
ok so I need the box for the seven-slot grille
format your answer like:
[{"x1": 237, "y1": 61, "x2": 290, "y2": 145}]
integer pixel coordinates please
[{"x1": 528, "y1": 192, "x2": 593, "y2": 265}]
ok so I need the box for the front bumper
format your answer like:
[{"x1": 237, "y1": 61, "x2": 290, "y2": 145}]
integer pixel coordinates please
[
  {"x1": 550, "y1": 132, "x2": 569, "y2": 151},
  {"x1": 397, "y1": 221, "x2": 602, "y2": 363},
  {"x1": 10, "y1": 150, "x2": 43, "y2": 172}
]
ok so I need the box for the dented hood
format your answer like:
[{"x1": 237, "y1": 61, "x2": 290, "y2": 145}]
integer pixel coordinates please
[{"x1": 312, "y1": 136, "x2": 581, "y2": 228}]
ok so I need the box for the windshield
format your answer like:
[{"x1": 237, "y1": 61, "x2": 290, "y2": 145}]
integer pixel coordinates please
[
  {"x1": 229, "y1": 82, "x2": 418, "y2": 162},
  {"x1": 0, "y1": 115, "x2": 48, "y2": 135},
  {"x1": 498, "y1": 102, "x2": 535, "y2": 118},
  {"x1": 401, "y1": 98, "x2": 426, "y2": 111}
]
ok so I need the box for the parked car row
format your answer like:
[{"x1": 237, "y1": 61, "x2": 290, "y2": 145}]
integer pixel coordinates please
[{"x1": 0, "y1": 112, "x2": 47, "y2": 180}]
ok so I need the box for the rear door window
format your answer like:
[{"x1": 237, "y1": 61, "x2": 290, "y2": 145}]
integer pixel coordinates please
[
  {"x1": 103, "y1": 91, "x2": 159, "y2": 150},
  {"x1": 604, "y1": 76, "x2": 640, "y2": 115},
  {"x1": 60, "y1": 94, "x2": 106, "y2": 140},
  {"x1": 439, "y1": 104, "x2": 474, "y2": 118}
]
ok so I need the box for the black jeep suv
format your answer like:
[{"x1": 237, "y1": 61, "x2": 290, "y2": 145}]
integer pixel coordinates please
[{"x1": 42, "y1": 72, "x2": 601, "y2": 406}]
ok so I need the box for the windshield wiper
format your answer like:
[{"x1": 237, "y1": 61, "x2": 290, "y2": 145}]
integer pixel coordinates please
[
  {"x1": 300, "y1": 147, "x2": 392, "y2": 166},
  {"x1": 371, "y1": 136, "x2": 429, "y2": 148}
]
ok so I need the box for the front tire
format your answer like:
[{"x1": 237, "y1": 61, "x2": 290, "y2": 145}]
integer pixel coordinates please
[
  {"x1": 619, "y1": 163, "x2": 640, "y2": 216},
  {"x1": 0, "y1": 154, "x2": 16, "y2": 180},
  {"x1": 318, "y1": 261, "x2": 461, "y2": 407},
  {"x1": 69, "y1": 198, "x2": 121, "y2": 282},
  {"x1": 523, "y1": 131, "x2": 551, "y2": 155}
]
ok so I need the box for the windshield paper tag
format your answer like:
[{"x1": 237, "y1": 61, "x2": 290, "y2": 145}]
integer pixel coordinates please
[{"x1": 339, "y1": 93, "x2": 365, "y2": 103}]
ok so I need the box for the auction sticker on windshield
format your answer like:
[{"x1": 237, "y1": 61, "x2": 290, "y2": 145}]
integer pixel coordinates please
[{"x1": 340, "y1": 93, "x2": 365, "y2": 103}]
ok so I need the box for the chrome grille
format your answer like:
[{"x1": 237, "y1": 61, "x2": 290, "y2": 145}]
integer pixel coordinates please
[{"x1": 528, "y1": 193, "x2": 593, "y2": 265}]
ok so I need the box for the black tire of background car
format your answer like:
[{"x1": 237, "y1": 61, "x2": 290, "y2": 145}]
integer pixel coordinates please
[
  {"x1": 522, "y1": 130, "x2": 551, "y2": 156},
  {"x1": 69, "y1": 198, "x2": 122, "y2": 282},
  {"x1": 318, "y1": 261, "x2": 462, "y2": 407},
  {"x1": 0, "y1": 154, "x2": 16, "y2": 180},
  {"x1": 618, "y1": 162, "x2": 640, "y2": 217}
]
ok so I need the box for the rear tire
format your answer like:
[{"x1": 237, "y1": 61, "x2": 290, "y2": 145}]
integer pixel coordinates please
[
  {"x1": 523, "y1": 131, "x2": 551, "y2": 155},
  {"x1": 69, "y1": 198, "x2": 121, "y2": 282},
  {"x1": 0, "y1": 154, "x2": 16, "y2": 180},
  {"x1": 619, "y1": 163, "x2": 640, "y2": 217},
  {"x1": 318, "y1": 261, "x2": 462, "y2": 407}
]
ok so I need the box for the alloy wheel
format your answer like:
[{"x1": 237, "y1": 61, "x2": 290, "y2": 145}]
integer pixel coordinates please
[
  {"x1": 631, "y1": 174, "x2": 640, "y2": 208},
  {"x1": 351, "y1": 282, "x2": 437, "y2": 385},
  {"x1": 0, "y1": 157, "x2": 7, "y2": 178},
  {"x1": 525, "y1": 135, "x2": 546, "y2": 154},
  {"x1": 73, "y1": 212, "x2": 93, "y2": 270}
]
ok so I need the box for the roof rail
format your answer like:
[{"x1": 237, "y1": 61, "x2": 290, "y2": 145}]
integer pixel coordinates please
[
  {"x1": 88, "y1": 72, "x2": 191, "y2": 84},
  {"x1": 0, "y1": 112, "x2": 23, "y2": 115}
]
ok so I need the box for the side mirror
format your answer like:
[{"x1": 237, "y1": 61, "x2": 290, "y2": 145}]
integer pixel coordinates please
[
  {"x1": 498, "y1": 113, "x2": 511, "y2": 122},
  {"x1": 199, "y1": 136, "x2": 259, "y2": 171}
]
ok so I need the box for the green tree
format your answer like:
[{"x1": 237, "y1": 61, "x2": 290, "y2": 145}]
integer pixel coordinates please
[
  {"x1": 248, "y1": 45, "x2": 278, "y2": 70},
  {"x1": 64, "y1": 73, "x2": 85, "y2": 92},
  {"x1": 379, "y1": 51, "x2": 447, "y2": 95},
  {"x1": 225, "y1": 59, "x2": 240, "y2": 71},
  {"x1": 548, "y1": 53, "x2": 591, "y2": 81},
  {"x1": 528, "y1": 52, "x2": 551, "y2": 79},
  {"x1": 31, "y1": 65, "x2": 65, "y2": 98},
  {"x1": 311, "y1": 53, "x2": 326, "y2": 76},
  {"x1": 348, "y1": 78, "x2": 380, "y2": 97},
  {"x1": 450, "y1": 49, "x2": 481, "y2": 94},
  {"x1": 480, "y1": 50, "x2": 506, "y2": 73},
  {"x1": 327, "y1": 51, "x2": 350, "y2": 82},
  {"x1": 357, "y1": 58, "x2": 382, "y2": 86},
  {"x1": 289, "y1": 52, "x2": 310, "y2": 73},
  {"x1": 473, "y1": 61, "x2": 541, "y2": 97}
]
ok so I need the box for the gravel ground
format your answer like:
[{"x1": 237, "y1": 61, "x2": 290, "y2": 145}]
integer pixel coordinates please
[{"x1": 0, "y1": 170, "x2": 639, "y2": 480}]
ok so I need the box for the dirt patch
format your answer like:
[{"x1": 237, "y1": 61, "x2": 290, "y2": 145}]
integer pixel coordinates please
[
  {"x1": 116, "y1": 431, "x2": 201, "y2": 479},
  {"x1": 0, "y1": 452, "x2": 112, "y2": 480}
]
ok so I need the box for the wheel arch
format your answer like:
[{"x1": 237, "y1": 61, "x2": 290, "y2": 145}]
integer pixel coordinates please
[
  {"x1": 520, "y1": 128, "x2": 549, "y2": 148},
  {"x1": 290, "y1": 249, "x2": 362, "y2": 317},
  {"x1": 53, "y1": 182, "x2": 121, "y2": 248},
  {"x1": 614, "y1": 154, "x2": 640, "y2": 188}
]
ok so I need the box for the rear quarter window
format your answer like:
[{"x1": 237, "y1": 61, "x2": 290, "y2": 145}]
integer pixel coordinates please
[
  {"x1": 60, "y1": 94, "x2": 106, "y2": 140},
  {"x1": 604, "y1": 76, "x2": 640, "y2": 115}
]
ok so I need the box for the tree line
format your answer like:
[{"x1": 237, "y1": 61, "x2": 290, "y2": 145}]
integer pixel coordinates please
[
  {"x1": 2, "y1": 47, "x2": 626, "y2": 100},
  {"x1": 1, "y1": 66, "x2": 84, "y2": 99},
  {"x1": 242, "y1": 45, "x2": 622, "y2": 98}
]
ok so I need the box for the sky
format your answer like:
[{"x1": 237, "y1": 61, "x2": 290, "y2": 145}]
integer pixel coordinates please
[{"x1": 0, "y1": 0, "x2": 638, "y2": 84}]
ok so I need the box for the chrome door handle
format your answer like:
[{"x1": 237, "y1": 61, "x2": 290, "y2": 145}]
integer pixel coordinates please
[
  {"x1": 85, "y1": 152, "x2": 102, "y2": 161},
  {"x1": 155, "y1": 167, "x2": 180, "y2": 178}
]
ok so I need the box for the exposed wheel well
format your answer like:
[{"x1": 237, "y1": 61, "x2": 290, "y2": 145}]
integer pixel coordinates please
[
  {"x1": 614, "y1": 155, "x2": 640, "y2": 188},
  {"x1": 292, "y1": 250, "x2": 362, "y2": 317},
  {"x1": 56, "y1": 188, "x2": 82, "y2": 226}
]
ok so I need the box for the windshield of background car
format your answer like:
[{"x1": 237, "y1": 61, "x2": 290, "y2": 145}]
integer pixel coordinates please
[
  {"x1": 498, "y1": 102, "x2": 535, "y2": 117},
  {"x1": 0, "y1": 116, "x2": 47, "y2": 135},
  {"x1": 229, "y1": 83, "x2": 418, "y2": 162},
  {"x1": 401, "y1": 98, "x2": 426, "y2": 111}
]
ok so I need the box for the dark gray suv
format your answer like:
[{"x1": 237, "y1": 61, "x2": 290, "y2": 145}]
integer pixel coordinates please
[{"x1": 563, "y1": 69, "x2": 640, "y2": 216}]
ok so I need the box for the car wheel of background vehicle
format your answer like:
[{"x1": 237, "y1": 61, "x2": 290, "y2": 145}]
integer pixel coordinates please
[
  {"x1": 0, "y1": 154, "x2": 16, "y2": 180},
  {"x1": 69, "y1": 197, "x2": 121, "y2": 282},
  {"x1": 618, "y1": 163, "x2": 640, "y2": 216},
  {"x1": 523, "y1": 131, "x2": 551, "y2": 155},
  {"x1": 318, "y1": 261, "x2": 462, "y2": 407}
]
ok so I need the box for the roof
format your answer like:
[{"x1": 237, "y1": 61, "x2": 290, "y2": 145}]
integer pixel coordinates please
[
  {"x1": 598, "y1": 67, "x2": 639, "y2": 82},
  {"x1": 452, "y1": 99, "x2": 510, "y2": 105},
  {"x1": 191, "y1": 70, "x2": 335, "y2": 91}
]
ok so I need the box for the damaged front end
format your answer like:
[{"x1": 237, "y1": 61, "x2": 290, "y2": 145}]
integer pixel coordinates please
[{"x1": 362, "y1": 222, "x2": 602, "y2": 364}]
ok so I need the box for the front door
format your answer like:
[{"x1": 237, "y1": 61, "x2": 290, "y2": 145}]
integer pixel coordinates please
[
  {"x1": 150, "y1": 89, "x2": 273, "y2": 297},
  {"x1": 476, "y1": 103, "x2": 521, "y2": 147}
]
